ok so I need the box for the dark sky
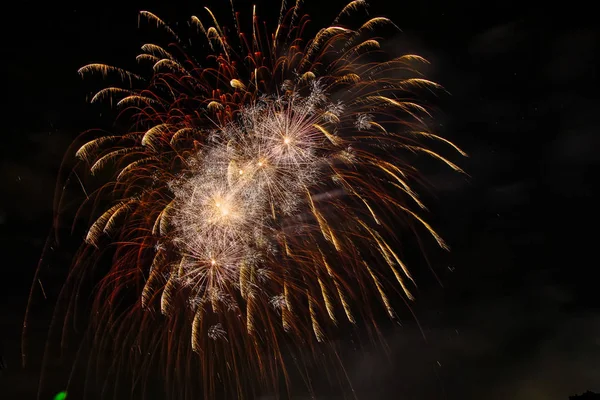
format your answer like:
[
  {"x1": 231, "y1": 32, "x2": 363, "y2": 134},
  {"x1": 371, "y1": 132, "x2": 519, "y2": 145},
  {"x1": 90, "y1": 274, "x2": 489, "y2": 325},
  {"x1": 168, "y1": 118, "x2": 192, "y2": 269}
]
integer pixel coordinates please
[{"x1": 1, "y1": 0, "x2": 599, "y2": 399}]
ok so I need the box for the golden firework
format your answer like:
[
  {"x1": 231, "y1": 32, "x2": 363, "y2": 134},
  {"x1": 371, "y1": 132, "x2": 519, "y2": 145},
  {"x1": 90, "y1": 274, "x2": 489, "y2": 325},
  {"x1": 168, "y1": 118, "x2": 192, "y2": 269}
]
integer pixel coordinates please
[{"x1": 24, "y1": 1, "x2": 465, "y2": 399}]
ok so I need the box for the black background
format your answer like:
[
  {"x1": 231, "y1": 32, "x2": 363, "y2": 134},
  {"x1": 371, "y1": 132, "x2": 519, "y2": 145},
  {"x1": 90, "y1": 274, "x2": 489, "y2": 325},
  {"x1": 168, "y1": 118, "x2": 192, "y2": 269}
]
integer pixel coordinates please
[{"x1": 1, "y1": 0, "x2": 599, "y2": 399}]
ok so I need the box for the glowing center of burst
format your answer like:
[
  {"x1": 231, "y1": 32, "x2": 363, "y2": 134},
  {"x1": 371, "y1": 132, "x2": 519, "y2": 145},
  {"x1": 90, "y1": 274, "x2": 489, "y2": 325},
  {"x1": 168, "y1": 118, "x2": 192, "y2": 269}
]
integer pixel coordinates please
[
  {"x1": 283, "y1": 137, "x2": 291, "y2": 144},
  {"x1": 215, "y1": 201, "x2": 229, "y2": 215},
  {"x1": 257, "y1": 161, "x2": 263, "y2": 167},
  {"x1": 214, "y1": 198, "x2": 234, "y2": 220},
  {"x1": 238, "y1": 169, "x2": 244, "y2": 175},
  {"x1": 210, "y1": 259, "x2": 216, "y2": 266}
]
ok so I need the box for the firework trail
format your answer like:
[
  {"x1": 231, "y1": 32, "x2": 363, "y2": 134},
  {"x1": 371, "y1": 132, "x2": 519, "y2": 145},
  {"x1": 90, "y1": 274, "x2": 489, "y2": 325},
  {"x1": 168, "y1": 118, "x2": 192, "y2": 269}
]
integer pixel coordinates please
[{"x1": 24, "y1": 1, "x2": 465, "y2": 398}]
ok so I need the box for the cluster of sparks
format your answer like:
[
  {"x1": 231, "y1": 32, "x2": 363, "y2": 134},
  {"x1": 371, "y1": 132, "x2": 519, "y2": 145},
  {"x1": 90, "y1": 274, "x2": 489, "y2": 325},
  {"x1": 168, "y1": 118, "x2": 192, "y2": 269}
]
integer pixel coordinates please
[{"x1": 27, "y1": 1, "x2": 465, "y2": 399}]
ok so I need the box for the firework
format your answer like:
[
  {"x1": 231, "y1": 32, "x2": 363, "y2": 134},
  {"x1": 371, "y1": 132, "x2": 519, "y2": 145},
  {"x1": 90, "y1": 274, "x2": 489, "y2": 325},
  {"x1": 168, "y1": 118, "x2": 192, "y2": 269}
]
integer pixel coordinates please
[{"x1": 25, "y1": 1, "x2": 465, "y2": 399}]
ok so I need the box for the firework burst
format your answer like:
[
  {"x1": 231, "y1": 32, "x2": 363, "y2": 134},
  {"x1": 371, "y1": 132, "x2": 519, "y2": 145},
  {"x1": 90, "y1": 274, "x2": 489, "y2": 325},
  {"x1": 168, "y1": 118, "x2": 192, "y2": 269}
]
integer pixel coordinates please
[{"x1": 25, "y1": 1, "x2": 465, "y2": 399}]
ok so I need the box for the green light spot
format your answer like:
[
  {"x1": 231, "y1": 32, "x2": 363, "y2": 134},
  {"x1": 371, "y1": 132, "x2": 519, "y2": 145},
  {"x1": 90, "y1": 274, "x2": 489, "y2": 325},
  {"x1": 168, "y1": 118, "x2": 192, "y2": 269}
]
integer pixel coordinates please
[{"x1": 54, "y1": 391, "x2": 67, "y2": 400}]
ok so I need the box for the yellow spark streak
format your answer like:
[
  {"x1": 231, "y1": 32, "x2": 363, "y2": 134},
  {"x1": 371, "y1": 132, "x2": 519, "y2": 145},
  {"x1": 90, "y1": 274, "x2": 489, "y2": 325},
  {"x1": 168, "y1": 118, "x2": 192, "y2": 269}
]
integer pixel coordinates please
[
  {"x1": 301, "y1": 26, "x2": 350, "y2": 69},
  {"x1": 368, "y1": 96, "x2": 430, "y2": 120},
  {"x1": 398, "y1": 78, "x2": 443, "y2": 90},
  {"x1": 289, "y1": 0, "x2": 304, "y2": 32},
  {"x1": 356, "y1": 193, "x2": 381, "y2": 225},
  {"x1": 140, "y1": 43, "x2": 174, "y2": 60},
  {"x1": 77, "y1": 63, "x2": 143, "y2": 82},
  {"x1": 308, "y1": 292, "x2": 324, "y2": 342},
  {"x1": 328, "y1": 227, "x2": 342, "y2": 252},
  {"x1": 369, "y1": 121, "x2": 388, "y2": 134},
  {"x1": 277, "y1": 0, "x2": 288, "y2": 26},
  {"x1": 349, "y1": 39, "x2": 380, "y2": 55},
  {"x1": 333, "y1": 0, "x2": 367, "y2": 23},
  {"x1": 139, "y1": 11, "x2": 180, "y2": 41},
  {"x1": 151, "y1": 208, "x2": 164, "y2": 236},
  {"x1": 319, "y1": 250, "x2": 355, "y2": 323},
  {"x1": 117, "y1": 157, "x2": 154, "y2": 182},
  {"x1": 239, "y1": 262, "x2": 249, "y2": 299},
  {"x1": 254, "y1": 68, "x2": 259, "y2": 92},
  {"x1": 37, "y1": 279, "x2": 47, "y2": 300},
  {"x1": 336, "y1": 73, "x2": 360, "y2": 84},
  {"x1": 206, "y1": 27, "x2": 229, "y2": 58},
  {"x1": 306, "y1": 188, "x2": 331, "y2": 242},
  {"x1": 318, "y1": 250, "x2": 334, "y2": 276},
  {"x1": 284, "y1": 280, "x2": 293, "y2": 312},
  {"x1": 177, "y1": 256, "x2": 187, "y2": 277},
  {"x1": 141, "y1": 251, "x2": 165, "y2": 308},
  {"x1": 204, "y1": 7, "x2": 229, "y2": 59},
  {"x1": 252, "y1": 5, "x2": 257, "y2": 50},
  {"x1": 85, "y1": 202, "x2": 128, "y2": 246},
  {"x1": 406, "y1": 146, "x2": 465, "y2": 173},
  {"x1": 159, "y1": 200, "x2": 174, "y2": 236},
  {"x1": 210, "y1": 285, "x2": 218, "y2": 313},
  {"x1": 153, "y1": 59, "x2": 187, "y2": 74},
  {"x1": 160, "y1": 269, "x2": 177, "y2": 315},
  {"x1": 357, "y1": 219, "x2": 414, "y2": 299},
  {"x1": 359, "y1": 17, "x2": 398, "y2": 32},
  {"x1": 380, "y1": 239, "x2": 414, "y2": 284},
  {"x1": 394, "y1": 203, "x2": 449, "y2": 250},
  {"x1": 397, "y1": 54, "x2": 430, "y2": 64},
  {"x1": 90, "y1": 87, "x2": 132, "y2": 104},
  {"x1": 335, "y1": 174, "x2": 381, "y2": 225},
  {"x1": 103, "y1": 199, "x2": 135, "y2": 235},
  {"x1": 413, "y1": 131, "x2": 468, "y2": 156},
  {"x1": 191, "y1": 308, "x2": 203, "y2": 353},
  {"x1": 116, "y1": 95, "x2": 160, "y2": 107},
  {"x1": 76, "y1": 136, "x2": 121, "y2": 162},
  {"x1": 318, "y1": 277, "x2": 337, "y2": 324},
  {"x1": 207, "y1": 101, "x2": 224, "y2": 112},
  {"x1": 246, "y1": 293, "x2": 255, "y2": 335},
  {"x1": 375, "y1": 161, "x2": 426, "y2": 209},
  {"x1": 142, "y1": 124, "x2": 171, "y2": 149},
  {"x1": 282, "y1": 236, "x2": 291, "y2": 256},
  {"x1": 335, "y1": 280, "x2": 355, "y2": 323},
  {"x1": 191, "y1": 16, "x2": 214, "y2": 51},
  {"x1": 282, "y1": 304, "x2": 292, "y2": 332},
  {"x1": 313, "y1": 124, "x2": 341, "y2": 145},
  {"x1": 170, "y1": 128, "x2": 194, "y2": 145},
  {"x1": 306, "y1": 191, "x2": 343, "y2": 251},
  {"x1": 90, "y1": 148, "x2": 139, "y2": 175},
  {"x1": 363, "y1": 261, "x2": 395, "y2": 318},
  {"x1": 282, "y1": 281, "x2": 293, "y2": 332},
  {"x1": 136, "y1": 54, "x2": 160, "y2": 64},
  {"x1": 230, "y1": 79, "x2": 247, "y2": 90},
  {"x1": 246, "y1": 268, "x2": 256, "y2": 334},
  {"x1": 300, "y1": 71, "x2": 316, "y2": 81},
  {"x1": 202, "y1": 8, "x2": 224, "y2": 37}
]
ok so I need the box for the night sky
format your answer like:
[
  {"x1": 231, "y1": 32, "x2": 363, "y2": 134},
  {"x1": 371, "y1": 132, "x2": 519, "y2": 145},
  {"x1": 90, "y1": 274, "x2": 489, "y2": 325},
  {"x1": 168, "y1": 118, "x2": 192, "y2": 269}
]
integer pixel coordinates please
[{"x1": 1, "y1": 0, "x2": 599, "y2": 399}]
